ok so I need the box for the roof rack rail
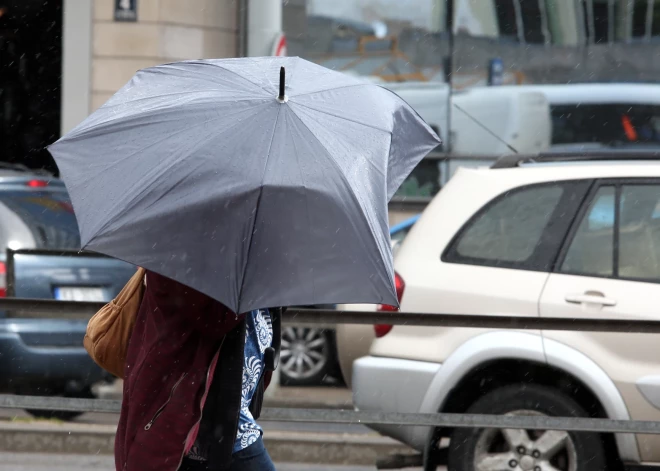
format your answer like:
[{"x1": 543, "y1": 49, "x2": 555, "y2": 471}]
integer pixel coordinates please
[{"x1": 491, "y1": 149, "x2": 660, "y2": 169}]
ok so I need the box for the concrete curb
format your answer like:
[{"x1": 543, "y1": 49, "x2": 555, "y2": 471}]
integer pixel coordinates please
[
  {"x1": 0, "y1": 422, "x2": 413, "y2": 465},
  {"x1": 263, "y1": 398, "x2": 352, "y2": 410},
  {"x1": 0, "y1": 422, "x2": 115, "y2": 456},
  {"x1": 266, "y1": 431, "x2": 413, "y2": 466}
]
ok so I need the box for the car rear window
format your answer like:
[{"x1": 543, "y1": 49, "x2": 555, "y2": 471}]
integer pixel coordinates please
[
  {"x1": 442, "y1": 181, "x2": 591, "y2": 272},
  {"x1": 0, "y1": 190, "x2": 80, "y2": 250},
  {"x1": 454, "y1": 186, "x2": 564, "y2": 263}
]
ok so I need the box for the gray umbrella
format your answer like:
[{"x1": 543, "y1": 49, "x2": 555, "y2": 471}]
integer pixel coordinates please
[{"x1": 49, "y1": 57, "x2": 440, "y2": 313}]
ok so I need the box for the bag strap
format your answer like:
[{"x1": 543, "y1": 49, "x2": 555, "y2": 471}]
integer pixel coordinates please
[{"x1": 264, "y1": 307, "x2": 282, "y2": 372}]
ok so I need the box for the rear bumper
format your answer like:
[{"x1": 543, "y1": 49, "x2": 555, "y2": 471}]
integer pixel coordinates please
[
  {"x1": 352, "y1": 356, "x2": 440, "y2": 450},
  {"x1": 0, "y1": 331, "x2": 105, "y2": 393}
]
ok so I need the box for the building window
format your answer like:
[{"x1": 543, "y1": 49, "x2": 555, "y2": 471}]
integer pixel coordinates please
[
  {"x1": 494, "y1": 0, "x2": 520, "y2": 40},
  {"x1": 494, "y1": 0, "x2": 549, "y2": 44},
  {"x1": 632, "y1": 0, "x2": 660, "y2": 38},
  {"x1": 581, "y1": 0, "x2": 618, "y2": 44},
  {"x1": 520, "y1": 0, "x2": 546, "y2": 43}
]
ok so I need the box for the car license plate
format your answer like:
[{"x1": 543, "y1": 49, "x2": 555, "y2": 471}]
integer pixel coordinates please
[{"x1": 54, "y1": 287, "x2": 106, "y2": 302}]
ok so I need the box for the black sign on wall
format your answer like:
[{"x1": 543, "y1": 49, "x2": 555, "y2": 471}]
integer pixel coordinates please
[{"x1": 115, "y1": 0, "x2": 137, "y2": 22}]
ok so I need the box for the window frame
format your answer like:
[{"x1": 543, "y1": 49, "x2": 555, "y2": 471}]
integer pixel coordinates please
[
  {"x1": 442, "y1": 180, "x2": 592, "y2": 272},
  {"x1": 555, "y1": 177, "x2": 660, "y2": 284}
]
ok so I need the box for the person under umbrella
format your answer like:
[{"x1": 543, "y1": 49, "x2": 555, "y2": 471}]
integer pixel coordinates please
[
  {"x1": 49, "y1": 57, "x2": 440, "y2": 471},
  {"x1": 118, "y1": 269, "x2": 279, "y2": 471}
]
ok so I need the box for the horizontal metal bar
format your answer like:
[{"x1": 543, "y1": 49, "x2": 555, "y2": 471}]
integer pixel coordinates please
[
  {"x1": 6, "y1": 249, "x2": 109, "y2": 258},
  {"x1": 0, "y1": 395, "x2": 119, "y2": 414},
  {"x1": 262, "y1": 408, "x2": 660, "y2": 435},
  {"x1": 1, "y1": 299, "x2": 660, "y2": 333},
  {"x1": 0, "y1": 298, "x2": 104, "y2": 319},
  {"x1": 0, "y1": 395, "x2": 658, "y2": 434},
  {"x1": 284, "y1": 309, "x2": 660, "y2": 333}
]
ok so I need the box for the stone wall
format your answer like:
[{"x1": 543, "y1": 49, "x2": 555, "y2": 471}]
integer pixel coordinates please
[{"x1": 90, "y1": 0, "x2": 239, "y2": 112}]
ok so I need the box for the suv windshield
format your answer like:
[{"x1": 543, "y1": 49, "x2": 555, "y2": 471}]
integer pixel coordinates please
[
  {"x1": 0, "y1": 190, "x2": 80, "y2": 250},
  {"x1": 551, "y1": 104, "x2": 660, "y2": 146}
]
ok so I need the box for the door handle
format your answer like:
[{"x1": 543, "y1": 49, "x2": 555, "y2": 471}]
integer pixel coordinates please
[{"x1": 565, "y1": 291, "x2": 617, "y2": 307}]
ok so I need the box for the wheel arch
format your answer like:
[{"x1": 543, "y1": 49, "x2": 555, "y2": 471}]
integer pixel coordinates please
[{"x1": 417, "y1": 331, "x2": 639, "y2": 463}]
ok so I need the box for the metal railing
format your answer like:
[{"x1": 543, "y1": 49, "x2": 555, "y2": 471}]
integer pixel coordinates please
[
  {"x1": 2, "y1": 298, "x2": 660, "y2": 333},
  {"x1": 1, "y1": 394, "x2": 660, "y2": 435},
  {"x1": 0, "y1": 297, "x2": 660, "y2": 436}
]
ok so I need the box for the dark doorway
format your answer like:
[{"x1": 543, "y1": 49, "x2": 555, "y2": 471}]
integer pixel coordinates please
[{"x1": 0, "y1": 1, "x2": 62, "y2": 173}]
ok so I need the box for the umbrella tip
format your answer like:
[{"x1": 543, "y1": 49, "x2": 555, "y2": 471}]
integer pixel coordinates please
[{"x1": 277, "y1": 66, "x2": 287, "y2": 103}]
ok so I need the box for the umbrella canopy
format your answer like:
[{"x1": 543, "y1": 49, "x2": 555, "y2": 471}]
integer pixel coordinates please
[{"x1": 49, "y1": 57, "x2": 440, "y2": 313}]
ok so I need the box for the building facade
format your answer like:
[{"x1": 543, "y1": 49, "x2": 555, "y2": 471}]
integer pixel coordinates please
[
  {"x1": 63, "y1": 0, "x2": 241, "y2": 134},
  {"x1": 0, "y1": 0, "x2": 285, "y2": 171}
]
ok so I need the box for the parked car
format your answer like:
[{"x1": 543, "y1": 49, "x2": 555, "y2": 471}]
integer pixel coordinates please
[
  {"x1": 280, "y1": 303, "x2": 340, "y2": 386},
  {"x1": 389, "y1": 214, "x2": 420, "y2": 256},
  {"x1": 351, "y1": 151, "x2": 660, "y2": 470},
  {"x1": 517, "y1": 83, "x2": 660, "y2": 151},
  {"x1": 335, "y1": 214, "x2": 420, "y2": 387},
  {"x1": 0, "y1": 164, "x2": 136, "y2": 419}
]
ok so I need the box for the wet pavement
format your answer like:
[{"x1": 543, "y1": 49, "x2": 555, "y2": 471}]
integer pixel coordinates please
[{"x1": 0, "y1": 452, "x2": 396, "y2": 471}]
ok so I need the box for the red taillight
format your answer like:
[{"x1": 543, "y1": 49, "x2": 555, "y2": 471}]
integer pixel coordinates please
[
  {"x1": 27, "y1": 179, "x2": 48, "y2": 188},
  {"x1": 0, "y1": 262, "x2": 6, "y2": 298},
  {"x1": 374, "y1": 324, "x2": 393, "y2": 337},
  {"x1": 375, "y1": 272, "x2": 405, "y2": 337}
]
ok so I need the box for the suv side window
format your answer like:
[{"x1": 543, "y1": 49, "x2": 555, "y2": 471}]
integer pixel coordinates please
[
  {"x1": 444, "y1": 182, "x2": 586, "y2": 271},
  {"x1": 561, "y1": 186, "x2": 615, "y2": 277},
  {"x1": 619, "y1": 185, "x2": 660, "y2": 280},
  {"x1": 561, "y1": 183, "x2": 660, "y2": 282}
]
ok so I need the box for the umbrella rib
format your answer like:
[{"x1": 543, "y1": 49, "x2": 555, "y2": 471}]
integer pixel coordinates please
[
  {"x1": 286, "y1": 108, "x2": 394, "y2": 299},
  {"x1": 287, "y1": 115, "x2": 316, "y2": 303},
  {"x1": 288, "y1": 82, "x2": 373, "y2": 99},
  {"x1": 158, "y1": 61, "x2": 274, "y2": 97},
  {"x1": 287, "y1": 104, "x2": 388, "y2": 180},
  {"x1": 85, "y1": 101, "x2": 266, "y2": 184},
  {"x1": 290, "y1": 100, "x2": 392, "y2": 135},
  {"x1": 203, "y1": 61, "x2": 277, "y2": 97},
  {"x1": 98, "y1": 93, "x2": 267, "y2": 118},
  {"x1": 101, "y1": 90, "x2": 264, "y2": 109},
  {"x1": 63, "y1": 97, "x2": 271, "y2": 141},
  {"x1": 81, "y1": 103, "x2": 269, "y2": 243},
  {"x1": 250, "y1": 57, "x2": 278, "y2": 94},
  {"x1": 236, "y1": 105, "x2": 284, "y2": 313}
]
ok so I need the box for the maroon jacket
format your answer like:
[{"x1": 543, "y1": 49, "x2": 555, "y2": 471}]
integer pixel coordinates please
[{"x1": 115, "y1": 271, "x2": 269, "y2": 471}]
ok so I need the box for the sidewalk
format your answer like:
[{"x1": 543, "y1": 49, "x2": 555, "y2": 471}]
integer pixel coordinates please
[
  {"x1": 95, "y1": 380, "x2": 354, "y2": 409},
  {"x1": 0, "y1": 421, "x2": 413, "y2": 465},
  {"x1": 0, "y1": 383, "x2": 407, "y2": 464}
]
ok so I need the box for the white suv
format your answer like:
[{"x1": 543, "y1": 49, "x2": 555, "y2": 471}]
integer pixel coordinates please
[{"x1": 351, "y1": 152, "x2": 660, "y2": 471}]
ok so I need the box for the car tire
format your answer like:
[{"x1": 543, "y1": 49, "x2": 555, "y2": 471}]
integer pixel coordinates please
[
  {"x1": 25, "y1": 387, "x2": 94, "y2": 421},
  {"x1": 280, "y1": 327, "x2": 335, "y2": 386},
  {"x1": 447, "y1": 384, "x2": 607, "y2": 471}
]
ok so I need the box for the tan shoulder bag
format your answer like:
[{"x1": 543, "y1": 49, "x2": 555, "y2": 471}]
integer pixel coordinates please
[{"x1": 83, "y1": 267, "x2": 146, "y2": 379}]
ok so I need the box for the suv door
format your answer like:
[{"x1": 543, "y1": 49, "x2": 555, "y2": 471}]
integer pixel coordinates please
[
  {"x1": 422, "y1": 182, "x2": 588, "y2": 361},
  {"x1": 539, "y1": 180, "x2": 660, "y2": 462},
  {"x1": 441, "y1": 182, "x2": 588, "y2": 316}
]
